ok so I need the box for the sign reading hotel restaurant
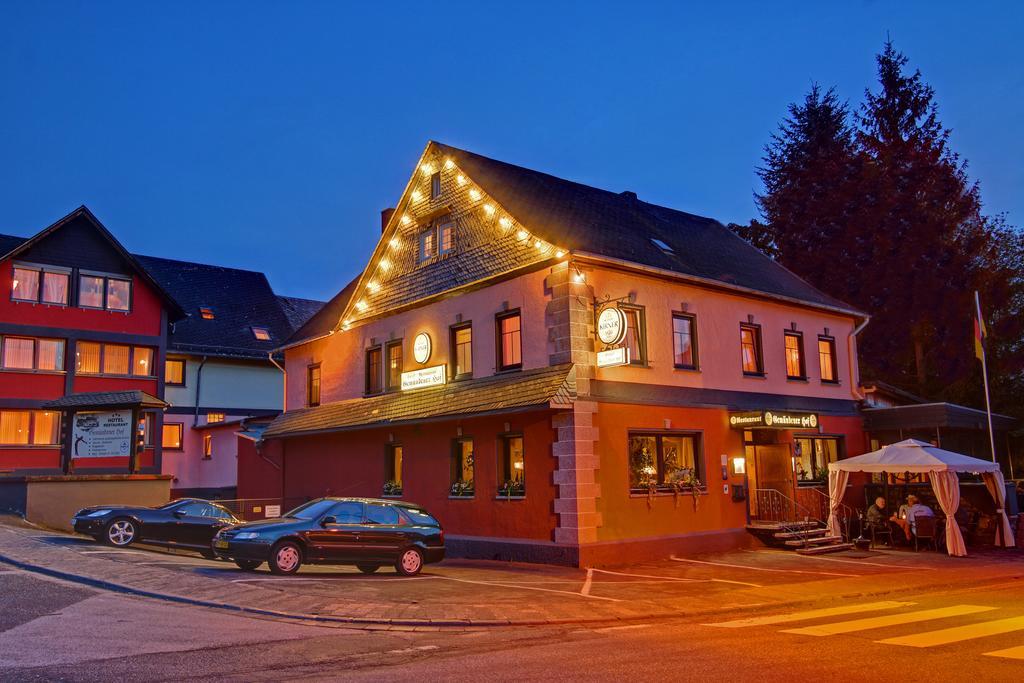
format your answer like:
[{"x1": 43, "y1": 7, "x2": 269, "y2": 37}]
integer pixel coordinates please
[
  {"x1": 71, "y1": 410, "x2": 133, "y2": 458},
  {"x1": 596, "y1": 306, "x2": 628, "y2": 346},
  {"x1": 401, "y1": 365, "x2": 446, "y2": 391},
  {"x1": 597, "y1": 347, "x2": 630, "y2": 368},
  {"x1": 413, "y1": 332, "x2": 432, "y2": 364},
  {"x1": 728, "y1": 410, "x2": 819, "y2": 430}
]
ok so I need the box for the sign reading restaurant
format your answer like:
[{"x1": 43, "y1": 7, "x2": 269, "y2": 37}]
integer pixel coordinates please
[
  {"x1": 71, "y1": 410, "x2": 134, "y2": 458},
  {"x1": 728, "y1": 410, "x2": 819, "y2": 430},
  {"x1": 401, "y1": 365, "x2": 446, "y2": 391}
]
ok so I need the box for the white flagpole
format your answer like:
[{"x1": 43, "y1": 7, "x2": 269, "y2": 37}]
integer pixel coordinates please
[{"x1": 975, "y1": 291, "x2": 997, "y2": 465}]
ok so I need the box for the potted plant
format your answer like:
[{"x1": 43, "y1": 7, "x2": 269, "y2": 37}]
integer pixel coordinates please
[
  {"x1": 450, "y1": 480, "x2": 474, "y2": 497},
  {"x1": 382, "y1": 480, "x2": 403, "y2": 496},
  {"x1": 665, "y1": 467, "x2": 703, "y2": 510},
  {"x1": 499, "y1": 479, "x2": 525, "y2": 498}
]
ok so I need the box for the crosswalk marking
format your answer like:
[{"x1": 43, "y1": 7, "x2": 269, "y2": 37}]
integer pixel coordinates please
[
  {"x1": 705, "y1": 601, "x2": 916, "y2": 628},
  {"x1": 781, "y1": 605, "x2": 996, "y2": 636},
  {"x1": 879, "y1": 616, "x2": 1024, "y2": 648},
  {"x1": 984, "y1": 645, "x2": 1024, "y2": 660}
]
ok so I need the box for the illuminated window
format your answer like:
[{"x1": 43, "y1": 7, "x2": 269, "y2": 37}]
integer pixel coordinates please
[
  {"x1": 202, "y1": 433, "x2": 212, "y2": 458},
  {"x1": 818, "y1": 336, "x2": 838, "y2": 383},
  {"x1": 103, "y1": 345, "x2": 130, "y2": 375},
  {"x1": 206, "y1": 412, "x2": 225, "y2": 424},
  {"x1": 12, "y1": 266, "x2": 40, "y2": 302},
  {"x1": 438, "y1": 220, "x2": 455, "y2": 255},
  {"x1": 498, "y1": 434, "x2": 525, "y2": 496},
  {"x1": 307, "y1": 364, "x2": 321, "y2": 407},
  {"x1": 418, "y1": 229, "x2": 436, "y2": 262},
  {"x1": 385, "y1": 443, "x2": 403, "y2": 492},
  {"x1": 12, "y1": 266, "x2": 69, "y2": 305},
  {"x1": 496, "y1": 311, "x2": 522, "y2": 371},
  {"x1": 106, "y1": 278, "x2": 131, "y2": 311},
  {"x1": 795, "y1": 436, "x2": 841, "y2": 482},
  {"x1": 78, "y1": 274, "x2": 131, "y2": 311},
  {"x1": 628, "y1": 432, "x2": 702, "y2": 491},
  {"x1": 740, "y1": 323, "x2": 763, "y2": 375},
  {"x1": 451, "y1": 323, "x2": 472, "y2": 378},
  {"x1": 365, "y1": 346, "x2": 383, "y2": 394},
  {"x1": 0, "y1": 337, "x2": 63, "y2": 371},
  {"x1": 165, "y1": 359, "x2": 185, "y2": 386},
  {"x1": 162, "y1": 423, "x2": 184, "y2": 450},
  {"x1": 75, "y1": 342, "x2": 101, "y2": 374},
  {"x1": 621, "y1": 305, "x2": 647, "y2": 365},
  {"x1": 386, "y1": 341, "x2": 403, "y2": 391},
  {"x1": 450, "y1": 438, "x2": 474, "y2": 495},
  {"x1": 430, "y1": 171, "x2": 441, "y2": 199},
  {"x1": 671, "y1": 313, "x2": 697, "y2": 369},
  {"x1": 132, "y1": 347, "x2": 153, "y2": 376},
  {"x1": 784, "y1": 331, "x2": 805, "y2": 379},
  {"x1": 252, "y1": 326, "x2": 271, "y2": 341},
  {"x1": 0, "y1": 410, "x2": 59, "y2": 446},
  {"x1": 78, "y1": 275, "x2": 105, "y2": 308},
  {"x1": 199, "y1": 306, "x2": 215, "y2": 320}
]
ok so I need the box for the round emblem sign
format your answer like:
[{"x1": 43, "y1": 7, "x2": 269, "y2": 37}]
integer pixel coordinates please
[
  {"x1": 413, "y1": 333, "x2": 432, "y2": 364},
  {"x1": 596, "y1": 307, "x2": 627, "y2": 346},
  {"x1": 764, "y1": 411, "x2": 774, "y2": 427}
]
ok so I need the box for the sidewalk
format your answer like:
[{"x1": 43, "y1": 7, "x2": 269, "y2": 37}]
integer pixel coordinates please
[{"x1": 1, "y1": 516, "x2": 1021, "y2": 629}]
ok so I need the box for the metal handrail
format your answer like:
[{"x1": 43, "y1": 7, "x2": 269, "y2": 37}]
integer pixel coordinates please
[
  {"x1": 753, "y1": 488, "x2": 830, "y2": 549},
  {"x1": 805, "y1": 488, "x2": 856, "y2": 541}
]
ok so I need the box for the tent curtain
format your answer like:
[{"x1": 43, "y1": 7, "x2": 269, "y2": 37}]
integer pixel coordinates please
[
  {"x1": 982, "y1": 471, "x2": 1016, "y2": 549},
  {"x1": 827, "y1": 469, "x2": 849, "y2": 538},
  {"x1": 930, "y1": 471, "x2": 967, "y2": 557}
]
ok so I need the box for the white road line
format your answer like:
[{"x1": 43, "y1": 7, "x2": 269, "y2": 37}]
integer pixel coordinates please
[
  {"x1": 230, "y1": 575, "x2": 442, "y2": 583},
  {"x1": 580, "y1": 568, "x2": 593, "y2": 596},
  {"x1": 589, "y1": 567, "x2": 762, "y2": 588},
  {"x1": 878, "y1": 615, "x2": 1024, "y2": 647},
  {"x1": 740, "y1": 549, "x2": 933, "y2": 569},
  {"x1": 592, "y1": 624, "x2": 653, "y2": 634},
  {"x1": 386, "y1": 645, "x2": 440, "y2": 654},
  {"x1": 435, "y1": 574, "x2": 622, "y2": 602},
  {"x1": 705, "y1": 601, "x2": 916, "y2": 628},
  {"x1": 78, "y1": 550, "x2": 147, "y2": 555},
  {"x1": 985, "y1": 645, "x2": 1024, "y2": 660},
  {"x1": 670, "y1": 555, "x2": 859, "y2": 578},
  {"x1": 782, "y1": 605, "x2": 996, "y2": 636}
]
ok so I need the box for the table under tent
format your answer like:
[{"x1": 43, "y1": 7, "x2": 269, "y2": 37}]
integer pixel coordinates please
[{"x1": 827, "y1": 439, "x2": 1016, "y2": 556}]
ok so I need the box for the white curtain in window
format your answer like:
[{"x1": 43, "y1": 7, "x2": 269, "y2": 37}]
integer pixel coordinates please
[
  {"x1": 0, "y1": 411, "x2": 30, "y2": 445},
  {"x1": 133, "y1": 347, "x2": 153, "y2": 376},
  {"x1": 103, "y1": 345, "x2": 130, "y2": 375},
  {"x1": 76, "y1": 342, "x2": 101, "y2": 373},
  {"x1": 31, "y1": 411, "x2": 59, "y2": 445},
  {"x1": 3, "y1": 338, "x2": 34, "y2": 369},
  {"x1": 107, "y1": 279, "x2": 131, "y2": 311},
  {"x1": 41, "y1": 272, "x2": 69, "y2": 304},
  {"x1": 12, "y1": 268, "x2": 40, "y2": 301},
  {"x1": 36, "y1": 340, "x2": 64, "y2": 371}
]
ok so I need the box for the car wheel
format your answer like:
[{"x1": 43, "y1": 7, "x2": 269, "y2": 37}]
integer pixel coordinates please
[
  {"x1": 395, "y1": 547, "x2": 423, "y2": 576},
  {"x1": 234, "y1": 559, "x2": 262, "y2": 571},
  {"x1": 104, "y1": 518, "x2": 137, "y2": 547},
  {"x1": 268, "y1": 541, "x2": 302, "y2": 575},
  {"x1": 200, "y1": 550, "x2": 217, "y2": 560},
  {"x1": 356, "y1": 564, "x2": 380, "y2": 574}
]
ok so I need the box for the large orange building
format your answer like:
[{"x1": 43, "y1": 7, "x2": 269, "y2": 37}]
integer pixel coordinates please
[{"x1": 240, "y1": 142, "x2": 870, "y2": 565}]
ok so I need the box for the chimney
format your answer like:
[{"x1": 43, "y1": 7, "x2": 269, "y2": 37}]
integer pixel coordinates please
[
  {"x1": 620, "y1": 190, "x2": 638, "y2": 201},
  {"x1": 381, "y1": 207, "x2": 396, "y2": 233}
]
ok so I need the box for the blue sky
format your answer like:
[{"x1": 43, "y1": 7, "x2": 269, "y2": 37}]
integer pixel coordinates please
[{"x1": 1, "y1": 1, "x2": 1021, "y2": 301}]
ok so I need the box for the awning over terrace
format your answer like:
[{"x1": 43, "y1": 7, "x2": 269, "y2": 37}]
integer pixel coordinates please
[{"x1": 828, "y1": 439, "x2": 1014, "y2": 556}]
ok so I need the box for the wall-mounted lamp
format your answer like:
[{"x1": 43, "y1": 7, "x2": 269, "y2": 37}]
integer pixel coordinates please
[{"x1": 732, "y1": 457, "x2": 746, "y2": 475}]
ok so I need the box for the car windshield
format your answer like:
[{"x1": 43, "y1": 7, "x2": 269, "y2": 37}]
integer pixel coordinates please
[
  {"x1": 157, "y1": 500, "x2": 186, "y2": 510},
  {"x1": 402, "y1": 508, "x2": 439, "y2": 527},
  {"x1": 283, "y1": 499, "x2": 337, "y2": 520}
]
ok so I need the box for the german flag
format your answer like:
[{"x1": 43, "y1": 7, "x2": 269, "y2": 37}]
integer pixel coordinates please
[{"x1": 974, "y1": 292, "x2": 988, "y2": 362}]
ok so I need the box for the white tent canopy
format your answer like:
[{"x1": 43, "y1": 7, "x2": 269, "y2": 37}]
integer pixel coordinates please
[{"x1": 827, "y1": 439, "x2": 1014, "y2": 556}]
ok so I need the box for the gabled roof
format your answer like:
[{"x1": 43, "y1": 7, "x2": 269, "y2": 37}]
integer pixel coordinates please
[
  {"x1": 433, "y1": 142, "x2": 864, "y2": 317},
  {"x1": 264, "y1": 363, "x2": 576, "y2": 439},
  {"x1": 280, "y1": 274, "x2": 359, "y2": 348},
  {"x1": 136, "y1": 254, "x2": 321, "y2": 360},
  {"x1": 0, "y1": 206, "x2": 186, "y2": 321},
  {"x1": 277, "y1": 296, "x2": 326, "y2": 332}
]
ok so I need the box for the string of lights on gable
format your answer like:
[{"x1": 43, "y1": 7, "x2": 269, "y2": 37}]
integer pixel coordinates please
[{"x1": 343, "y1": 155, "x2": 570, "y2": 329}]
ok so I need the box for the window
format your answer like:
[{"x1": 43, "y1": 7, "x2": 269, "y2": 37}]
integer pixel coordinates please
[
  {"x1": 366, "y1": 503, "x2": 401, "y2": 525},
  {"x1": 12, "y1": 265, "x2": 69, "y2": 305},
  {"x1": 430, "y1": 171, "x2": 441, "y2": 199},
  {"x1": 165, "y1": 359, "x2": 185, "y2": 386},
  {"x1": 784, "y1": 331, "x2": 805, "y2": 380},
  {"x1": 418, "y1": 228, "x2": 436, "y2": 262},
  {"x1": 622, "y1": 306, "x2": 647, "y2": 365},
  {"x1": 78, "y1": 273, "x2": 131, "y2": 311},
  {"x1": 2, "y1": 337, "x2": 65, "y2": 371},
  {"x1": 385, "y1": 443, "x2": 403, "y2": 491},
  {"x1": 307, "y1": 364, "x2": 321, "y2": 407},
  {"x1": 650, "y1": 237, "x2": 674, "y2": 254},
  {"x1": 498, "y1": 434, "x2": 525, "y2": 496},
  {"x1": 75, "y1": 342, "x2": 101, "y2": 374},
  {"x1": 628, "y1": 432, "x2": 702, "y2": 491},
  {"x1": 795, "y1": 436, "x2": 841, "y2": 483},
  {"x1": 438, "y1": 220, "x2": 455, "y2": 255},
  {"x1": 103, "y1": 345, "x2": 130, "y2": 375},
  {"x1": 140, "y1": 413, "x2": 155, "y2": 447},
  {"x1": 73, "y1": 343, "x2": 152, "y2": 376},
  {"x1": 251, "y1": 326, "x2": 271, "y2": 341},
  {"x1": 365, "y1": 346, "x2": 383, "y2": 394},
  {"x1": 162, "y1": 423, "x2": 184, "y2": 450},
  {"x1": 327, "y1": 501, "x2": 364, "y2": 524},
  {"x1": 671, "y1": 313, "x2": 697, "y2": 369},
  {"x1": 496, "y1": 311, "x2": 522, "y2": 371},
  {"x1": 818, "y1": 336, "x2": 838, "y2": 383},
  {"x1": 199, "y1": 306, "x2": 215, "y2": 320},
  {"x1": 133, "y1": 347, "x2": 153, "y2": 376},
  {"x1": 450, "y1": 438, "x2": 474, "y2": 495},
  {"x1": 202, "y1": 433, "x2": 212, "y2": 458},
  {"x1": 206, "y1": 412, "x2": 225, "y2": 424},
  {"x1": 740, "y1": 323, "x2": 763, "y2": 375},
  {"x1": 386, "y1": 341, "x2": 403, "y2": 391},
  {"x1": 451, "y1": 323, "x2": 472, "y2": 378},
  {"x1": 0, "y1": 410, "x2": 59, "y2": 446}
]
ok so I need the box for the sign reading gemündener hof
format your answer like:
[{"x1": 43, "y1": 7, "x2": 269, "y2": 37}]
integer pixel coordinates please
[
  {"x1": 71, "y1": 410, "x2": 134, "y2": 458},
  {"x1": 728, "y1": 410, "x2": 819, "y2": 430}
]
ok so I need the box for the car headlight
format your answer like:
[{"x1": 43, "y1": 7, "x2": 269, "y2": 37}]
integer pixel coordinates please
[
  {"x1": 86, "y1": 510, "x2": 112, "y2": 518},
  {"x1": 234, "y1": 532, "x2": 260, "y2": 540}
]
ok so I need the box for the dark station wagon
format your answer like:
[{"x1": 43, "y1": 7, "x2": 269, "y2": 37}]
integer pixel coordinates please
[{"x1": 212, "y1": 497, "x2": 445, "y2": 576}]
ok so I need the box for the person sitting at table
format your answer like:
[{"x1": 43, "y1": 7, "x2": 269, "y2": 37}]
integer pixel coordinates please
[
  {"x1": 866, "y1": 497, "x2": 887, "y2": 526},
  {"x1": 891, "y1": 495, "x2": 934, "y2": 541}
]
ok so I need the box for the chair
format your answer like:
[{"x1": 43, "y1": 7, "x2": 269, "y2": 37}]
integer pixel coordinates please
[
  {"x1": 913, "y1": 515, "x2": 938, "y2": 551},
  {"x1": 868, "y1": 521, "x2": 894, "y2": 548}
]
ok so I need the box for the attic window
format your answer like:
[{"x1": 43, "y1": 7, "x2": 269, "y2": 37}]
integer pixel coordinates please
[
  {"x1": 199, "y1": 307, "x2": 215, "y2": 320},
  {"x1": 252, "y1": 326, "x2": 271, "y2": 341},
  {"x1": 650, "y1": 238, "x2": 674, "y2": 254}
]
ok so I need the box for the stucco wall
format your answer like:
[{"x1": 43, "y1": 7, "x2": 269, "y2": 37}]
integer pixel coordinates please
[
  {"x1": 161, "y1": 414, "x2": 243, "y2": 492},
  {"x1": 164, "y1": 356, "x2": 282, "y2": 412},
  {"x1": 23, "y1": 475, "x2": 171, "y2": 531}
]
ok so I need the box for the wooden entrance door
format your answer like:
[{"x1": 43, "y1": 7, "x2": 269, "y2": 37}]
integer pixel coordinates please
[{"x1": 755, "y1": 444, "x2": 794, "y2": 501}]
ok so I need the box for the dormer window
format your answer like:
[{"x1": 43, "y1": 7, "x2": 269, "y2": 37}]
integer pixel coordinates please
[
  {"x1": 650, "y1": 238, "x2": 674, "y2": 254},
  {"x1": 199, "y1": 306, "x2": 215, "y2": 320},
  {"x1": 252, "y1": 326, "x2": 271, "y2": 341}
]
